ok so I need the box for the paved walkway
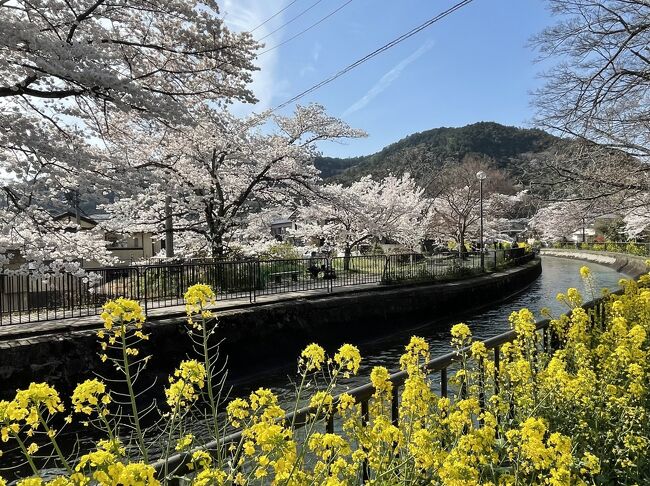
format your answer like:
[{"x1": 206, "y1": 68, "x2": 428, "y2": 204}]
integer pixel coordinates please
[
  {"x1": 0, "y1": 259, "x2": 539, "y2": 342},
  {"x1": 0, "y1": 280, "x2": 399, "y2": 341}
]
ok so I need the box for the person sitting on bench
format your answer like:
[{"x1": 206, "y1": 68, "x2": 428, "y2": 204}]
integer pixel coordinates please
[{"x1": 308, "y1": 252, "x2": 320, "y2": 279}]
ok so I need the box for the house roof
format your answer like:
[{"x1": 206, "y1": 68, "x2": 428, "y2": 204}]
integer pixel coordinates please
[
  {"x1": 571, "y1": 227, "x2": 596, "y2": 236},
  {"x1": 87, "y1": 213, "x2": 111, "y2": 221},
  {"x1": 52, "y1": 211, "x2": 97, "y2": 226},
  {"x1": 270, "y1": 218, "x2": 294, "y2": 226}
]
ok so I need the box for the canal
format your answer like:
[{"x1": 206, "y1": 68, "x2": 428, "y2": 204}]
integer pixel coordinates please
[
  {"x1": 1, "y1": 256, "x2": 628, "y2": 478},
  {"x1": 226, "y1": 255, "x2": 626, "y2": 404}
]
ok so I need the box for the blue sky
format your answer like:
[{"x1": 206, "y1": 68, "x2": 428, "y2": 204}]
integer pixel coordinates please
[{"x1": 223, "y1": 0, "x2": 556, "y2": 158}]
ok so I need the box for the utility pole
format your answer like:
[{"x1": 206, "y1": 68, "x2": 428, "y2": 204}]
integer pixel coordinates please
[
  {"x1": 165, "y1": 195, "x2": 174, "y2": 258},
  {"x1": 73, "y1": 189, "x2": 81, "y2": 226},
  {"x1": 476, "y1": 171, "x2": 487, "y2": 272}
]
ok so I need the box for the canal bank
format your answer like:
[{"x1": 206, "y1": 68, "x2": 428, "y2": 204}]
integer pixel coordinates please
[
  {"x1": 539, "y1": 248, "x2": 648, "y2": 279},
  {"x1": 0, "y1": 258, "x2": 541, "y2": 398}
]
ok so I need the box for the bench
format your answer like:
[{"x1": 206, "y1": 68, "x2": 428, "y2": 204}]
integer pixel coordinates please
[{"x1": 269, "y1": 271, "x2": 299, "y2": 284}]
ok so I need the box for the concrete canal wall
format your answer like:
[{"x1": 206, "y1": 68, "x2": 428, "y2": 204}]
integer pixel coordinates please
[
  {"x1": 0, "y1": 259, "x2": 542, "y2": 399},
  {"x1": 540, "y1": 249, "x2": 648, "y2": 279}
]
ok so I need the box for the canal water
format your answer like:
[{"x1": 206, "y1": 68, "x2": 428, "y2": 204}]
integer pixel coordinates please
[
  {"x1": 226, "y1": 256, "x2": 626, "y2": 405},
  {"x1": 1, "y1": 256, "x2": 628, "y2": 478}
]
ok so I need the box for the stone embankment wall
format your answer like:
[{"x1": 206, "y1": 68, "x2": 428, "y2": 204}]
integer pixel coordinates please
[
  {"x1": 0, "y1": 259, "x2": 542, "y2": 399},
  {"x1": 540, "y1": 249, "x2": 648, "y2": 279}
]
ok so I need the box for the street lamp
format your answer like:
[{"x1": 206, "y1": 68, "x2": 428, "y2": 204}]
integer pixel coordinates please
[{"x1": 476, "y1": 171, "x2": 487, "y2": 272}]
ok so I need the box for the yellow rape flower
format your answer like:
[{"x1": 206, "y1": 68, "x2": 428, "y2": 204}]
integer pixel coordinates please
[
  {"x1": 226, "y1": 398, "x2": 250, "y2": 427},
  {"x1": 193, "y1": 468, "x2": 226, "y2": 486},
  {"x1": 184, "y1": 284, "x2": 216, "y2": 317},
  {"x1": 72, "y1": 379, "x2": 110, "y2": 415},
  {"x1": 165, "y1": 360, "x2": 206, "y2": 410},
  {"x1": 299, "y1": 343, "x2": 326, "y2": 372},
  {"x1": 333, "y1": 344, "x2": 361, "y2": 377},
  {"x1": 175, "y1": 434, "x2": 194, "y2": 451},
  {"x1": 17, "y1": 479, "x2": 43, "y2": 486},
  {"x1": 101, "y1": 298, "x2": 145, "y2": 331},
  {"x1": 451, "y1": 323, "x2": 472, "y2": 347},
  {"x1": 189, "y1": 450, "x2": 212, "y2": 471}
]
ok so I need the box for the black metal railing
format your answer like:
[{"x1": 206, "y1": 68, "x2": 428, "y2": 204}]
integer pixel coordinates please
[
  {"x1": 153, "y1": 289, "x2": 614, "y2": 480},
  {"x1": 1, "y1": 249, "x2": 534, "y2": 326},
  {"x1": 0, "y1": 267, "x2": 142, "y2": 326}
]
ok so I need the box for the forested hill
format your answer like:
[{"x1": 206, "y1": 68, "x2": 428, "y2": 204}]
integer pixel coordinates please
[{"x1": 315, "y1": 122, "x2": 560, "y2": 185}]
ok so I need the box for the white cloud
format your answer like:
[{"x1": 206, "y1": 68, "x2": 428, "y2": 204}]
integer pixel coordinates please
[
  {"x1": 222, "y1": 1, "x2": 291, "y2": 114},
  {"x1": 312, "y1": 42, "x2": 322, "y2": 62},
  {"x1": 342, "y1": 39, "x2": 435, "y2": 117},
  {"x1": 299, "y1": 42, "x2": 323, "y2": 78},
  {"x1": 299, "y1": 65, "x2": 316, "y2": 77}
]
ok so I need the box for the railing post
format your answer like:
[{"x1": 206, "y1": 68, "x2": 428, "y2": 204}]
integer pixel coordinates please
[
  {"x1": 391, "y1": 386, "x2": 399, "y2": 426},
  {"x1": 143, "y1": 267, "x2": 149, "y2": 314},
  {"x1": 248, "y1": 261, "x2": 252, "y2": 303},
  {"x1": 135, "y1": 267, "x2": 141, "y2": 302},
  {"x1": 327, "y1": 258, "x2": 333, "y2": 293},
  {"x1": 361, "y1": 399, "x2": 370, "y2": 482},
  {"x1": 440, "y1": 368, "x2": 448, "y2": 398}
]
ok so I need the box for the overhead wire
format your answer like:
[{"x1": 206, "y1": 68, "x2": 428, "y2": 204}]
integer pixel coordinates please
[
  {"x1": 257, "y1": 0, "x2": 326, "y2": 41},
  {"x1": 258, "y1": 0, "x2": 354, "y2": 56},
  {"x1": 273, "y1": 0, "x2": 474, "y2": 111},
  {"x1": 249, "y1": 0, "x2": 302, "y2": 33}
]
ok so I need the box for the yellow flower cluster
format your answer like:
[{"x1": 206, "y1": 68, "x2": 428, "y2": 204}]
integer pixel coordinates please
[
  {"x1": 97, "y1": 298, "x2": 148, "y2": 362},
  {"x1": 100, "y1": 298, "x2": 145, "y2": 331},
  {"x1": 333, "y1": 343, "x2": 361, "y2": 377},
  {"x1": 1, "y1": 383, "x2": 64, "y2": 445},
  {"x1": 5, "y1": 271, "x2": 649, "y2": 485},
  {"x1": 175, "y1": 433, "x2": 194, "y2": 451},
  {"x1": 165, "y1": 360, "x2": 206, "y2": 410},
  {"x1": 71, "y1": 379, "x2": 111, "y2": 416},
  {"x1": 184, "y1": 284, "x2": 216, "y2": 322},
  {"x1": 71, "y1": 439, "x2": 158, "y2": 485},
  {"x1": 299, "y1": 343, "x2": 326, "y2": 371}
]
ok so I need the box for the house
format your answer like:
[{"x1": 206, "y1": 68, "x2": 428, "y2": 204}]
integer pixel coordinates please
[
  {"x1": 52, "y1": 212, "x2": 98, "y2": 230},
  {"x1": 270, "y1": 214, "x2": 298, "y2": 242},
  {"x1": 570, "y1": 227, "x2": 596, "y2": 243},
  {"x1": 89, "y1": 213, "x2": 163, "y2": 264},
  {"x1": 53, "y1": 211, "x2": 163, "y2": 265}
]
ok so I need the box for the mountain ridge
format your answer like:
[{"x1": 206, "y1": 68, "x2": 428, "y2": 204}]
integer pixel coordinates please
[{"x1": 315, "y1": 121, "x2": 560, "y2": 186}]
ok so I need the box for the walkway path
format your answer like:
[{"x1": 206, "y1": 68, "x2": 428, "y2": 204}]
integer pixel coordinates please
[
  {"x1": 0, "y1": 279, "x2": 400, "y2": 341},
  {"x1": 0, "y1": 258, "x2": 537, "y2": 342}
]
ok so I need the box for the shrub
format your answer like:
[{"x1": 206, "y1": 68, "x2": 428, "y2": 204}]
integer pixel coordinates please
[{"x1": 2, "y1": 268, "x2": 650, "y2": 485}]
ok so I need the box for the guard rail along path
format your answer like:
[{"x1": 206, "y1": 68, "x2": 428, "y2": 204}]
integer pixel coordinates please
[
  {"x1": 1, "y1": 248, "x2": 533, "y2": 326},
  {"x1": 153, "y1": 285, "x2": 621, "y2": 483}
]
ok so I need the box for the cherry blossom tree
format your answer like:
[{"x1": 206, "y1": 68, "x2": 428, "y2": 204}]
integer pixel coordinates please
[
  {"x1": 292, "y1": 174, "x2": 429, "y2": 268},
  {"x1": 0, "y1": 0, "x2": 258, "y2": 129},
  {"x1": 426, "y1": 159, "x2": 515, "y2": 256},
  {"x1": 103, "y1": 104, "x2": 365, "y2": 257},
  {"x1": 623, "y1": 205, "x2": 650, "y2": 239},
  {"x1": 532, "y1": 0, "x2": 650, "y2": 160},
  {"x1": 0, "y1": 0, "x2": 260, "y2": 273},
  {"x1": 529, "y1": 201, "x2": 593, "y2": 242}
]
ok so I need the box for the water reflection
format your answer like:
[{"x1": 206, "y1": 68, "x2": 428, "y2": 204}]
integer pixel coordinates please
[{"x1": 226, "y1": 256, "x2": 625, "y2": 405}]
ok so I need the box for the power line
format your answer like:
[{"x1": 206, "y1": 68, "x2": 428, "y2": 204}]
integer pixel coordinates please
[
  {"x1": 249, "y1": 0, "x2": 302, "y2": 34},
  {"x1": 273, "y1": 0, "x2": 474, "y2": 112},
  {"x1": 258, "y1": 0, "x2": 354, "y2": 56},
  {"x1": 258, "y1": 0, "x2": 326, "y2": 42}
]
